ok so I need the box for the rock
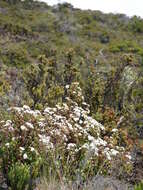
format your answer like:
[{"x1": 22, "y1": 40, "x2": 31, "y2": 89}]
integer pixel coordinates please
[
  {"x1": 0, "y1": 7, "x2": 7, "y2": 14},
  {"x1": 0, "y1": 183, "x2": 8, "y2": 190},
  {"x1": 0, "y1": 172, "x2": 7, "y2": 190},
  {"x1": 86, "y1": 175, "x2": 133, "y2": 190},
  {"x1": 120, "y1": 66, "x2": 137, "y2": 90}
]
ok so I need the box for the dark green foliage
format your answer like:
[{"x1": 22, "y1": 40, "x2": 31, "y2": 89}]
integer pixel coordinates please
[
  {"x1": 23, "y1": 54, "x2": 64, "y2": 108},
  {"x1": 99, "y1": 32, "x2": 110, "y2": 43},
  {"x1": 134, "y1": 181, "x2": 143, "y2": 190},
  {"x1": 1, "y1": 44, "x2": 29, "y2": 67},
  {"x1": 8, "y1": 162, "x2": 30, "y2": 190},
  {"x1": 2, "y1": 22, "x2": 32, "y2": 36},
  {"x1": 129, "y1": 16, "x2": 143, "y2": 33},
  {"x1": 63, "y1": 48, "x2": 80, "y2": 84}
]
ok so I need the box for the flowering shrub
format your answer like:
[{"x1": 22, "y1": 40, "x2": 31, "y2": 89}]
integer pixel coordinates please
[
  {"x1": 0, "y1": 106, "x2": 43, "y2": 189},
  {"x1": 0, "y1": 82, "x2": 133, "y2": 189}
]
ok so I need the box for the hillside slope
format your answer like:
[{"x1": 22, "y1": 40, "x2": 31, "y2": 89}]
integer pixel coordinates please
[
  {"x1": 0, "y1": 0, "x2": 143, "y2": 135},
  {"x1": 0, "y1": 0, "x2": 143, "y2": 188}
]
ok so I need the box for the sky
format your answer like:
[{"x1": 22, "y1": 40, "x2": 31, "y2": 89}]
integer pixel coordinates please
[{"x1": 40, "y1": 0, "x2": 143, "y2": 18}]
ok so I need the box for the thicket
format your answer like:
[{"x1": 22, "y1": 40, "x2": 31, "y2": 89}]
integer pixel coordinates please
[{"x1": 0, "y1": 0, "x2": 143, "y2": 189}]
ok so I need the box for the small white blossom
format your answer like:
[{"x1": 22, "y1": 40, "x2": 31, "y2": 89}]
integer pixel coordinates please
[
  {"x1": 82, "y1": 143, "x2": 89, "y2": 149},
  {"x1": 5, "y1": 143, "x2": 10, "y2": 147},
  {"x1": 20, "y1": 147, "x2": 25, "y2": 151},
  {"x1": 30, "y1": 147, "x2": 35, "y2": 152},
  {"x1": 39, "y1": 134, "x2": 50, "y2": 146},
  {"x1": 23, "y1": 105, "x2": 30, "y2": 110},
  {"x1": 6, "y1": 120, "x2": 12, "y2": 124},
  {"x1": 73, "y1": 117, "x2": 79, "y2": 122},
  {"x1": 4, "y1": 120, "x2": 12, "y2": 127},
  {"x1": 106, "y1": 152, "x2": 111, "y2": 160},
  {"x1": 110, "y1": 149, "x2": 119, "y2": 156},
  {"x1": 117, "y1": 116, "x2": 124, "y2": 126},
  {"x1": 8, "y1": 126, "x2": 14, "y2": 131},
  {"x1": 12, "y1": 137, "x2": 15, "y2": 141},
  {"x1": 67, "y1": 123, "x2": 73, "y2": 130},
  {"x1": 125, "y1": 154, "x2": 132, "y2": 160},
  {"x1": 65, "y1": 85, "x2": 70, "y2": 89},
  {"x1": 25, "y1": 122, "x2": 34, "y2": 129},
  {"x1": 20, "y1": 125, "x2": 28, "y2": 131},
  {"x1": 79, "y1": 120, "x2": 83, "y2": 124},
  {"x1": 67, "y1": 143, "x2": 76, "y2": 150},
  {"x1": 88, "y1": 135, "x2": 95, "y2": 141},
  {"x1": 38, "y1": 122, "x2": 45, "y2": 127},
  {"x1": 23, "y1": 153, "x2": 28, "y2": 159},
  {"x1": 112, "y1": 128, "x2": 118, "y2": 133},
  {"x1": 89, "y1": 142, "x2": 99, "y2": 156}
]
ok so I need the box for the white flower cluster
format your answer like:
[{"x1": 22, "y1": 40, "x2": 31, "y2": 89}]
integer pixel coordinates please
[
  {"x1": 8, "y1": 105, "x2": 41, "y2": 118},
  {"x1": 1, "y1": 82, "x2": 131, "y2": 162}
]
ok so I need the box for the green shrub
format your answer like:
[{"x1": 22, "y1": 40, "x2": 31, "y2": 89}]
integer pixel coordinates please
[
  {"x1": 8, "y1": 162, "x2": 30, "y2": 190},
  {"x1": 129, "y1": 16, "x2": 143, "y2": 33},
  {"x1": 3, "y1": 22, "x2": 32, "y2": 36},
  {"x1": 99, "y1": 32, "x2": 110, "y2": 43},
  {"x1": 109, "y1": 41, "x2": 143, "y2": 56},
  {"x1": 1, "y1": 44, "x2": 29, "y2": 67},
  {"x1": 134, "y1": 181, "x2": 143, "y2": 190}
]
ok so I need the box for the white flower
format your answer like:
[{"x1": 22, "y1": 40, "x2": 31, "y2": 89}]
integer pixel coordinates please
[
  {"x1": 6, "y1": 120, "x2": 12, "y2": 124},
  {"x1": 63, "y1": 103, "x2": 69, "y2": 111},
  {"x1": 25, "y1": 122, "x2": 34, "y2": 129},
  {"x1": 33, "y1": 110, "x2": 41, "y2": 117},
  {"x1": 20, "y1": 147, "x2": 25, "y2": 151},
  {"x1": 81, "y1": 96, "x2": 84, "y2": 100},
  {"x1": 110, "y1": 149, "x2": 119, "y2": 156},
  {"x1": 23, "y1": 153, "x2": 28, "y2": 159},
  {"x1": 73, "y1": 117, "x2": 79, "y2": 122},
  {"x1": 38, "y1": 122, "x2": 45, "y2": 127},
  {"x1": 73, "y1": 91, "x2": 76, "y2": 94},
  {"x1": 5, "y1": 143, "x2": 10, "y2": 147},
  {"x1": 112, "y1": 128, "x2": 118, "y2": 133},
  {"x1": 23, "y1": 105, "x2": 30, "y2": 110},
  {"x1": 89, "y1": 142, "x2": 99, "y2": 156},
  {"x1": 88, "y1": 135, "x2": 95, "y2": 141},
  {"x1": 56, "y1": 104, "x2": 62, "y2": 110},
  {"x1": 4, "y1": 120, "x2": 12, "y2": 127},
  {"x1": 24, "y1": 110, "x2": 40, "y2": 117},
  {"x1": 20, "y1": 125, "x2": 28, "y2": 131},
  {"x1": 94, "y1": 138, "x2": 107, "y2": 146},
  {"x1": 82, "y1": 102, "x2": 88, "y2": 106},
  {"x1": 125, "y1": 154, "x2": 132, "y2": 160},
  {"x1": 82, "y1": 143, "x2": 89, "y2": 149},
  {"x1": 103, "y1": 148, "x2": 111, "y2": 160},
  {"x1": 8, "y1": 126, "x2": 14, "y2": 131},
  {"x1": 67, "y1": 123, "x2": 73, "y2": 130},
  {"x1": 117, "y1": 116, "x2": 124, "y2": 126},
  {"x1": 65, "y1": 85, "x2": 70, "y2": 89},
  {"x1": 44, "y1": 107, "x2": 54, "y2": 115},
  {"x1": 67, "y1": 143, "x2": 76, "y2": 150},
  {"x1": 106, "y1": 152, "x2": 111, "y2": 160},
  {"x1": 79, "y1": 120, "x2": 83, "y2": 124},
  {"x1": 73, "y1": 107, "x2": 81, "y2": 117},
  {"x1": 12, "y1": 137, "x2": 15, "y2": 141},
  {"x1": 39, "y1": 134, "x2": 50, "y2": 145},
  {"x1": 30, "y1": 147, "x2": 35, "y2": 152}
]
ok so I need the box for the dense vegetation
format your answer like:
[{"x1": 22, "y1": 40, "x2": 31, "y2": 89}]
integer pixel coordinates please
[{"x1": 0, "y1": 0, "x2": 143, "y2": 189}]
